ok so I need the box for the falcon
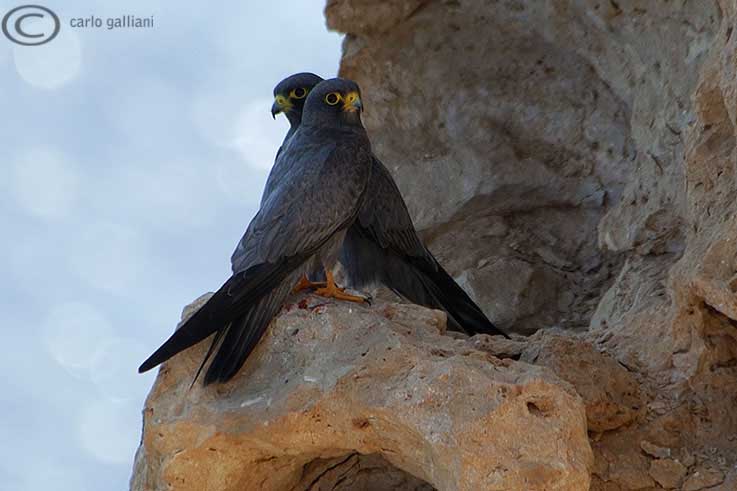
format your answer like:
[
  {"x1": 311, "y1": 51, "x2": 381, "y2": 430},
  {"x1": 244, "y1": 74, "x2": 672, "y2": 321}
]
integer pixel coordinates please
[
  {"x1": 139, "y1": 78, "x2": 372, "y2": 384},
  {"x1": 266, "y1": 73, "x2": 507, "y2": 337}
]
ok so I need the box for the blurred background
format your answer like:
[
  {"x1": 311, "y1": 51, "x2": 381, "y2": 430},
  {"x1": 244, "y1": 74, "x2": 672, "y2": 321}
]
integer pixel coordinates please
[{"x1": 0, "y1": 1, "x2": 341, "y2": 489}]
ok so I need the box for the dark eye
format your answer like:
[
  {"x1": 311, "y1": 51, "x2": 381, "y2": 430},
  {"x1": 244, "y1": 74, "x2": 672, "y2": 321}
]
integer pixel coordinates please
[
  {"x1": 290, "y1": 87, "x2": 307, "y2": 99},
  {"x1": 324, "y1": 92, "x2": 341, "y2": 105}
]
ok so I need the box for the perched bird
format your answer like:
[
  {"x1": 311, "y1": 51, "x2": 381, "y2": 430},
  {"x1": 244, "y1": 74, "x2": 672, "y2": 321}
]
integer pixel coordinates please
[
  {"x1": 264, "y1": 73, "x2": 507, "y2": 337},
  {"x1": 139, "y1": 78, "x2": 373, "y2": 385},
  {"x1": 231, "y1": 72, "x2": 324, "y2": 271},
  {"x1": 270, "y1": 72, "x2": 324, "y2": 156}
]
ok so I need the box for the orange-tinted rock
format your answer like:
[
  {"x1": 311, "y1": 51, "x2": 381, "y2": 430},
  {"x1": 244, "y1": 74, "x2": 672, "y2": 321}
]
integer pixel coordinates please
[
  {"x1": 130, "y1": 297, "x2": 592, "y2": 491},
  {"x1": 521, "y1": 332, "x2": 645, "y2": 433}
]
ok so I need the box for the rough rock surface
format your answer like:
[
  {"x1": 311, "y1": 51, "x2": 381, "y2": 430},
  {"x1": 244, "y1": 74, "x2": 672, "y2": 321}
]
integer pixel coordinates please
[
  {"x1": 648, "y1": 458, "x2": 687, "y2": 489},
  {"x1": 326, "y1": 0, "x2": 737, "y2": 489},
  {"x1": 131, "y1": 296, "x2": 592, "y2": 491},
  {"x1": 519, "y1": 332, "x2": 645, "y2": 434},
  {"x1": 681, "y1": 466, "x2": 725, "y2": 491},
  {"x1": 131, "y1": 1, "x2": 737, "y2": 489}
]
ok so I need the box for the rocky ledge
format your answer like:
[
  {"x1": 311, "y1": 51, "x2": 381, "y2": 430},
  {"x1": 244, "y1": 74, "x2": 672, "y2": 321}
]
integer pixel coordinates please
[{"x1": 130, "y1": 295, "x2": 593, "y2": 491}]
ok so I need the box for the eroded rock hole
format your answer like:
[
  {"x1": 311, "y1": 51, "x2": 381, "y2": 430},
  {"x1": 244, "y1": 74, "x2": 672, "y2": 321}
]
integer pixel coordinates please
[
  {"x1": 526, "y1": 401, "x2": 543, "y2": 416},
  {"x1": 294, "y1": 453, "x2": 436, "y2": 491},
  {"x1": 526, "y1": 399, "x2": 553, "y2": 417}
]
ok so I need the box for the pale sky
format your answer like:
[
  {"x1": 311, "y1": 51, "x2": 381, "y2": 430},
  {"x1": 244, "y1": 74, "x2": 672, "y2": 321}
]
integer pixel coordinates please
[{"x1": 0, "y1": 1, "x2": 342, "y2": 489}]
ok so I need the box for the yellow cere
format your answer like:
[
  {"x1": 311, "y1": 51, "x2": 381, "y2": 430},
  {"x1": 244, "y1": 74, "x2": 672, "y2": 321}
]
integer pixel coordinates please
[
  {"x1": 274, "y1": 94, "x2": 293, "y2": 111},
  {"x1": 342, "y1": 91, "x2": 361, "y2": 112}
]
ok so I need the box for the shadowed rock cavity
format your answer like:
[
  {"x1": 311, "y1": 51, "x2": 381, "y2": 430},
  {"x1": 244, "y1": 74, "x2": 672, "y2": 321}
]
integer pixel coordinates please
[{"x1": 296, "y1": 453, "x2": 436, "y2": 491}]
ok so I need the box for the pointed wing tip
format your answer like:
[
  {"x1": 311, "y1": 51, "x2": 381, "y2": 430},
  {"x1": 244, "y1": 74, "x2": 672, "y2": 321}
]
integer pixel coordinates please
[{"x1": 138, "y1": 360, "x2": 156, "y2": 373}]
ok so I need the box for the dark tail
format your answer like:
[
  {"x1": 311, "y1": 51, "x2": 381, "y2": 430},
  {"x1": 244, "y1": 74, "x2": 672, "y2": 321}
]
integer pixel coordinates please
[
  {"x1": 138, "y1": 298, "x2": 223, "y2": 374},
  {"x1": 201, "y1": 278, "x2": 293, "y2": 385},
  {"x1": 138, "y1": 259, "x2": 302, "y2": 380},
  {"x1": 342, "y1": 227, "x2": 508, "y2": 338},
  {"x1": 412, "y1": 259, "x2": 508, "y2": 337}
]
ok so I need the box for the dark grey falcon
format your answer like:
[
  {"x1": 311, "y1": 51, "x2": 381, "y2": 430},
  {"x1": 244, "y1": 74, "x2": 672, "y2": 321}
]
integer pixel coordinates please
[
  {"x1": 265, "y1": 73, "x2": 507, "y2": 337},
  {"x1": 231, "y1": 72, "x2": 323, "y2": 272},
  {"x1": 139, "y1": 78, "x2": 373, "y2": 385}
]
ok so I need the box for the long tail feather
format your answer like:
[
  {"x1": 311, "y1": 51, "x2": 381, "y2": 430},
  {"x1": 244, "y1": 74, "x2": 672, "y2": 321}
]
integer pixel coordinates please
[
  {"x1": 189, "y1": 326, "x2": 227, "y2": 389},
  {"x1": 203, "y1": 278, "x2": 294, "y2": 385},
  {"x1": 138, "y1": 259, "x2": 302, "y2": 374},
  {"x1": 412, "y1": 260, "x2": 507, "y2": 337},
  {"x1": 138, "y1": 303, "x2": 221, "y2": 373}
]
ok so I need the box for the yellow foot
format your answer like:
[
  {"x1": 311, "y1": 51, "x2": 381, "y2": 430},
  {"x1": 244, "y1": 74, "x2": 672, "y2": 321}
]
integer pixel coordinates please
[
  {"x1": 313, "y1": 270, "x2": 369, "y2": 304},
  {"x1": 314, "y1": 285, "x2": 368, "y2": 303},
  {"x1": 293, "y1": 275, "x2": 327, "y2": 293}
]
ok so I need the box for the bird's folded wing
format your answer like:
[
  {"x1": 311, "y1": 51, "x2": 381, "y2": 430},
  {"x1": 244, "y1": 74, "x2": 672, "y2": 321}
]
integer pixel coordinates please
[
  {"x1": 349, "y1": 157, "x2": 508, "y2": 338},
  {"x1": 232, "y1": 140, "x2": 371, "y2": 273},
  {"x1": 230, "y1": 143, "x2": 334, "y2": 272},
  {"x1": 356, "y1": 157, "x2": 433, "y2": 262},
  {"x1": 139, "y1": 140, "x2": 373, "y2": 375}
]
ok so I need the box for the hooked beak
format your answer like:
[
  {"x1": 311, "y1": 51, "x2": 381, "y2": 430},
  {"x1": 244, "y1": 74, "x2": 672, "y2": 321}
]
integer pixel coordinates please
[
  {"x1": 271, "y1": 95, "x2": 292, "y2": 119},
  {"x1": 342, "y1": 91, "x2": 363, "y2": 113}
]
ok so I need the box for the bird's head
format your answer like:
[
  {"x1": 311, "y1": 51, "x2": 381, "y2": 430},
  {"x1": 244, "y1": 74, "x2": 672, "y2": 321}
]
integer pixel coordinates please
[
  {"x1": 271, "y1": 72, "x2": 324, "y2": 127},
  {"x1": 302, "y1": 78, "x2": 364, "y2": 128}
]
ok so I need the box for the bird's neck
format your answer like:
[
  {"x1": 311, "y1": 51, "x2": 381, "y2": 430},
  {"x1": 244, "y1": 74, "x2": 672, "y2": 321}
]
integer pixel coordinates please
[
  {"x1": 283, "y1": 124, "x2": 298, "y2": 146},
  {"x1": 285, "y1": 110, "x2": 302, "y2": 129}
]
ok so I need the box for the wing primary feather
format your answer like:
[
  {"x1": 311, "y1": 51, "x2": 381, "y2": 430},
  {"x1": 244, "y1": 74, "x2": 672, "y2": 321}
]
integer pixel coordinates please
[
  {"x1": 138, "y1": 303, "x2": 220, "y2": 374},
  {"x1": 138, "y1": 256, "x2": 310, "y2": 374},
  {"x1": 204, "y1": 308, "x2": 256, "y2": 384},
  {"x1": 342, "y1": 225, "x2": 508, "y2": 338},
  {"x1": 203, "y1": 278, "x2": 294, "y2": 385},
  {"x1": 412, "y1": 261, "x2": 508, "y2": 337},
  {"x1": 189, "y1": 325, "x2": 227, "y2": 389}
]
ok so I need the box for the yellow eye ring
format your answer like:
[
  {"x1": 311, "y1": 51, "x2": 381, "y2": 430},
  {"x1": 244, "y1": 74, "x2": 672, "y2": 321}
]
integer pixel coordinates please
[
  {"x1": 324, "y1": 92, "x2": 341, "y2": 105},
  {"x1": 290, "y1": 87, "x2": 307, "y2": 99}
]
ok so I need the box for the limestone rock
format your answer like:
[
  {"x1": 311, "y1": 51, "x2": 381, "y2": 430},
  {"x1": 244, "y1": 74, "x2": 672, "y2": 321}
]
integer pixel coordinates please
[
  {"x1": 469, "y1": 333, "x2": 527, "y2": 360},
  {"x1": 639, "y1": 441, "x2": 671, "y2": 460},
  {"x1": 708, "y1": 469, "x2": 737, "y2": 491},
  {"x1": 590, "y1": 429, "x2": 655, "y2": 490},
  {"x1": 130, "y1": 296, "x2": 592, "y2": 491},
  {"x1": 325, "y1": 0, "x2": 429, "y2": 36},
  {"x1": 326, "y1": 0, "x2": 737, "y2": 489},
  {"x1": 648, "y1": 459, "x2": 687, "y2": 489},
  {"x1": 520, "y1": 332, "x2": 645, "y2": 433},
  {"x1": 682, "y1": 467, "x2": 725, "y2": 491}
]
